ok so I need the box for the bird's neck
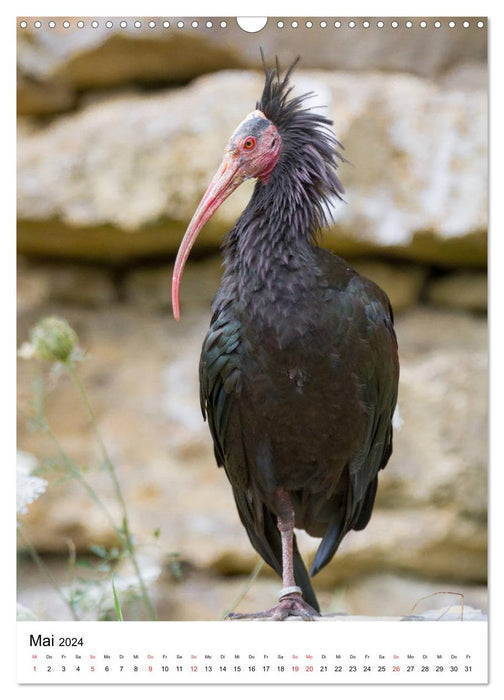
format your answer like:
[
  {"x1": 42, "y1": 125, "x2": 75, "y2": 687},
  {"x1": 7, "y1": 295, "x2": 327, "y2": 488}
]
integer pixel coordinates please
[{"x1": 222, "y1": 177, "x2": 319, "y2": 303}]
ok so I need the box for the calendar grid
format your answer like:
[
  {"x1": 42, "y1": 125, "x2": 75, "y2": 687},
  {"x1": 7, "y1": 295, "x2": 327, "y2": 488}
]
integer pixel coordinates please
[{"x1": 17, "y1": 620, "x2": 488, "y2": 684}]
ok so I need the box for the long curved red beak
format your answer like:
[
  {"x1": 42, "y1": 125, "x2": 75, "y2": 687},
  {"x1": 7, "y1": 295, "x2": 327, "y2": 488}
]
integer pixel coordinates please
[{"x1": 172, "y1": 155, "x2": 242, "y2": 320}]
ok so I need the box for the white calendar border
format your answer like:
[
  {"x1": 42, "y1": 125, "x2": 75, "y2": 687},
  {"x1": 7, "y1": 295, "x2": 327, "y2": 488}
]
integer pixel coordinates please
[{"x1": 6, "y1": 0, "x2": 502, "y2": 696}]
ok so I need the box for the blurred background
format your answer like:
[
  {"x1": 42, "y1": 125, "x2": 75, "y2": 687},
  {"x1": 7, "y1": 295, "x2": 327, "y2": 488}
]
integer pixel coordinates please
[{"x1": 17, "y1": 17, "x2": 487, "y2": 621}]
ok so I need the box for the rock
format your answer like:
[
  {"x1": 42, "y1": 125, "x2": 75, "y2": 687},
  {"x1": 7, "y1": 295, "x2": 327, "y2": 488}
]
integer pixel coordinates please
[
  {"x1": 426, "y1": 270, "x2": 487, "y2": 312},
  {"x1": 17, "y1": 552, "x2": 487, "y2": 621},
  {"x1": 17, "y1": 23, "x2": 247, "y2": 93},
  {"x1": 382, "y1": 308, "x2": 488, "y2": 520},
  {"x1": 17, "y1": 258, "x2": 52, "y2": 314},
  {"x1": 18, "y1": 257, "x2": 117, "y2": 308},
  {"x1": 19, "y1": 482, "x2": 122, "y2": 554},
  {"x1": 17, "y1": 69, "x2": 487, "y2": 265},
  {"x1": 299, "y1": 507, "x2": 487, "y2": 587},
  {"x1": 332, "y1": 572, "x2": 487, "y2": 619},
  {"x1": 17, "y1": 20, "x2": 486, "y2": 100},
  {"x1": 228, "y1": 606, "x2": 487, "y2": 622},
  {"x1": 17, "y1": 69, "x2": 75, "y2": 116},
  {"x1": 123, "y1": 257, "x2": 222, "y2": 310},
  {"x1": 438, "y1": 61, "x2": 489, "y2": 91}
]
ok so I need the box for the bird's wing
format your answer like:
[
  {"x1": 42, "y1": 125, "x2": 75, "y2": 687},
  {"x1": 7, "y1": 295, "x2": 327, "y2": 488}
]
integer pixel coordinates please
[
  {"x1": 349, "y1": 276, "x2": 398, "y2": 511},
  {"x1": 200, "y1": 305, "x2": 319, "y2": 610},
  {"x1": 311, "y1": 265, "x2": 399, "y2": 576},
  {"x1": 199, "y1": 307, "x2": 247, "y2": 483}
]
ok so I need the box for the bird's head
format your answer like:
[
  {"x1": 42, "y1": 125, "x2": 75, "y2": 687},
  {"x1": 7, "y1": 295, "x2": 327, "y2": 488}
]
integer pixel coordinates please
[
  {"x1": 172, "y1": 56, "x2": 344, "y2": 320},
  {"x1": 223, "y1": 109, "x2": 283, "y2": 183},
  {"x1": 171, "y1": 109, "x2": 282, "y2": 320}
]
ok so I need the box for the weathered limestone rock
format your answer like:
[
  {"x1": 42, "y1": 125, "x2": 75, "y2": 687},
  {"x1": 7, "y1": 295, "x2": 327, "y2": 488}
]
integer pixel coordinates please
[
  {"x1": 17, "y1": 69, "x2": 487, "y2": 265},
  {"x1": 17, "y1": 68, "x2": 75, "y2": 116},
  {"x1": 18, "y1": 257, "x2": 117, "y2": 308},
  {"x1": 426, "y1": 270, "x2": 487, "y2": 312},
  {"x1": 226, "y1": 606, "x2": 486, "y2": 622},
  {"x1": 122, "y1": 257, "x2": 223, "y2": 311},
  {"x1": 17, "y1": 19, "x2": 486, "y2": 98},
  {"x1": 382, "y1": 308, "x2": 487, "y2": 520}
]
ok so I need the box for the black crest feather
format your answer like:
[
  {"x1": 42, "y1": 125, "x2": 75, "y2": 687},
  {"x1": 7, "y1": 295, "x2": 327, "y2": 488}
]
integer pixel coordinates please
[{"x1": 255, "y1": 54, "x2": 346, "y2": 236}]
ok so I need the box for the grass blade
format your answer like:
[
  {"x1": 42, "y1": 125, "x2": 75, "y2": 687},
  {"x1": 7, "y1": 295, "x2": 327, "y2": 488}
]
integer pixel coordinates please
[{"x1": 112, "y1": 579, "x2": 124, "y2": 621}]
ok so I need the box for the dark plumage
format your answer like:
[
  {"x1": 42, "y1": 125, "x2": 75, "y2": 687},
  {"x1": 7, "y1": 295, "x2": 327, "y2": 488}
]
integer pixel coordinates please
[{"x1": 173, "y1": 57, "x2": 399, "y2": 619}]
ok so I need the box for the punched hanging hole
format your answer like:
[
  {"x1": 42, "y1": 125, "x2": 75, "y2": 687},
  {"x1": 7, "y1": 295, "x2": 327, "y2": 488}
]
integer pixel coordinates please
[{"x1": 237, "y1": 17, "x2": 267, "y2": 32}]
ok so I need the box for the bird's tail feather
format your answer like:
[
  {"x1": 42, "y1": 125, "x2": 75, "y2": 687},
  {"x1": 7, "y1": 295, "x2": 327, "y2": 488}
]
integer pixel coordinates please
[{"x1": 292, "y1": 537, "x2": 320, "y2": 612}]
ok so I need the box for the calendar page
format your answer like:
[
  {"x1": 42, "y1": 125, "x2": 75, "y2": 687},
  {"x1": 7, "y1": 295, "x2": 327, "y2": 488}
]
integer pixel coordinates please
[{"x1": 15, "y1": 6, "x2": 489, "y2": 689}]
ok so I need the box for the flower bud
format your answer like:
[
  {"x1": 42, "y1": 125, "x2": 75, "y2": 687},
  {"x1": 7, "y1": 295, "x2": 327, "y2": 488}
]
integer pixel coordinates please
[{"x1": 29, "y1": 316, "x2": 78, "y2": 363}]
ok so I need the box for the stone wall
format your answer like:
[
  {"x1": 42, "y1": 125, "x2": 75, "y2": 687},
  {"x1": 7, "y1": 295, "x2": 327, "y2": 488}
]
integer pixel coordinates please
[{"x1": 16, "y1": 18, "x2": 487, "y2": 621}]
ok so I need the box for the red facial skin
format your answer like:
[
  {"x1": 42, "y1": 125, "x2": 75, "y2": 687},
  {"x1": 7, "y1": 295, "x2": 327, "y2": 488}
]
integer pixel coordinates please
[{"x1": 172, "y1": 110, "x2": 282, "y2": 320}]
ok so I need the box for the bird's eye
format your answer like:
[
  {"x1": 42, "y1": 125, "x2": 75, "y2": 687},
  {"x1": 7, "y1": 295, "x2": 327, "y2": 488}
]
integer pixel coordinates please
[{"x1": 243, "y1": 137, "x2": 256, "y2": 150}]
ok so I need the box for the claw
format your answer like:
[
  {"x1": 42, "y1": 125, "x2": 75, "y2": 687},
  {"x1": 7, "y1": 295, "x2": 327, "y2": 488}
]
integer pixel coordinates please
[{"x1": 225, "y1": 593, "x2": 321, "y2": 621}]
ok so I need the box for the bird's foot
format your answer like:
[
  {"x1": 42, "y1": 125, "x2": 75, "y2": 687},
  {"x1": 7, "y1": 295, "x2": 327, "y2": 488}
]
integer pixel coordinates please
[{"x1": 226, "y1": 592, "x2": 320, "y2": 621}]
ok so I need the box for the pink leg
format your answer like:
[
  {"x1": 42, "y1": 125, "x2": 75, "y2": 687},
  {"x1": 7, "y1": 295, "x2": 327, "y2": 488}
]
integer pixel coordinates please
[
  {"x1": 226, "y1": 488, "x2": 320, "y2": 621},
  {"x1": 276, "y1": 487, "x2": 298, "y2": 589}
]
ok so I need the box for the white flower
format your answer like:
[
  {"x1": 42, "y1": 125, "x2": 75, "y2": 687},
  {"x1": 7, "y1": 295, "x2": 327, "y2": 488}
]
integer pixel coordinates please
[
  {"x1": 17, "y1": 451, "x2": 47, "y2": 516},
  {"x1": 17, "y1": 341, "x2": 36, "y2": 359}
]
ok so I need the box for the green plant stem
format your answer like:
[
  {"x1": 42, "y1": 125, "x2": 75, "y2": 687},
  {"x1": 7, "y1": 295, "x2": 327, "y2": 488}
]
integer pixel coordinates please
[
  {"x1": 43, "y1": 423, "x2": 119, "y2": 537},
  {"x1": 64, "y1": 361, "x2": 157, "y2": 621},
  {"x1": 112, "y1": 579, "x2": 124, "y2": 621},
  {"x1": 18, "y1": 529, "x2": 80, "y2": 621}
]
